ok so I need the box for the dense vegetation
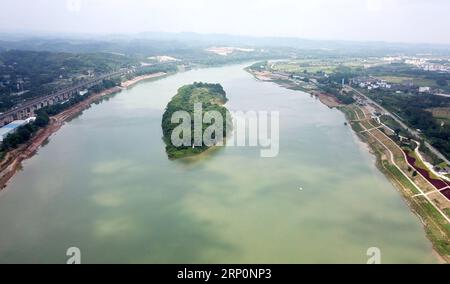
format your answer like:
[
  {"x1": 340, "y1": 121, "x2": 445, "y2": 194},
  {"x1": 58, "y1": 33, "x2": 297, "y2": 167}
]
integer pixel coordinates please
[
  {"x1": 125, "y1": 63, "x2": 178, "y2": 80},
  {"x1": 162, "y1": 82, "x2": 232, "y2": 159},
  {"x1": 248, "y1": 61, "x2": 268, "y2": 72},
  {"x1": 321, "y1": 84, "x2": 356, "y2": 105},
  {"x1": 367, "y1": 90, "x2": 450, "y2": 159}
]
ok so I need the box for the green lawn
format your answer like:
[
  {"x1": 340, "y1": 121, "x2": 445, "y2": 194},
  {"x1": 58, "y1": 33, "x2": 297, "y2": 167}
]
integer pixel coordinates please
[
  {"x1": 337, "y1": 106, "x2": 356, "y2": 121},
  {"x1": 273, "y1": 63, "x2": 336, "y2": 74},
  {"x1": 355, "y1": 107, "x2": 365, "y2": 120},
  {"x1": 427, "y1": 108, "x2": 450, "y2": 125},
  {"x1": 380, "y1": 115, "x2": 410, "y2": 136},
  {"x1": 351, "y1": 122, "x2": 364, "y2": 132},
  {"x1": 414, "y1": 196, "x2": 450, "y2": 256},
  {"x1": 376, "y1": 75, "x2": 438, "y2": 87},
  {"x1": 382, "y1": 160, "x2": 420, "y2": 195}
]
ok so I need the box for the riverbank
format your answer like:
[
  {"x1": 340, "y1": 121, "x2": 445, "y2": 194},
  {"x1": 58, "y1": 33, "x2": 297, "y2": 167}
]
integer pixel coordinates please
[
  {"x1": 312, "y1": 91, "x2": 341, "y2": 108},
  {"x1": 345, "y1": 106, "x2": 450, "y2": 263},
  {"x1": 121, "y1": 72, "x2": 167, "y2": 88},
  {"x1": 248, "y1": 68, "x2": 449, "y2": 263},
  {"x1": 0, "y1": 73, "x2": 169, "y2": 190},
  {"x1": 247, "y1": 68, "x2": 340, "y2": 109}
]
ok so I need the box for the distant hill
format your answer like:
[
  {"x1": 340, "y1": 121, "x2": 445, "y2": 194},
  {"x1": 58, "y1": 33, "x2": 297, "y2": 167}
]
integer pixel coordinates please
[{"x1": 1, "y1": 31, "x2": 450, "y2": 56}]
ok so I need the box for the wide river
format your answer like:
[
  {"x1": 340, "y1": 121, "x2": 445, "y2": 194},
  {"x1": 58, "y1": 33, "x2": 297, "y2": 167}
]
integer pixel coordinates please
[{"x1": 0, "y1": 64, "x2": 438, "y2": 263}]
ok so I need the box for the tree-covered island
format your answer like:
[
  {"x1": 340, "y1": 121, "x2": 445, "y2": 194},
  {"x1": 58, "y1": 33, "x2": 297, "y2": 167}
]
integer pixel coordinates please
[{"x1": 162, "y1": 82, "x2": 233, "y2": 159}]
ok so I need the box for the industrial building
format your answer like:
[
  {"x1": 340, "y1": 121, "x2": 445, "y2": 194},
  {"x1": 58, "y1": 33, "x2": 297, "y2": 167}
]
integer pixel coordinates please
[{"x1": 0, "y1": 117, "x2": 36, "y2": 142}]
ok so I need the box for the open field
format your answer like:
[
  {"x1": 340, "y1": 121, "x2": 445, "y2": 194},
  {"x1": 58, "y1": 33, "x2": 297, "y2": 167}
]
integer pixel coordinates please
[
  {"x1": 413, "y1": 196, "x2": 450, "y2": 257},
  {"x1": 272, "y1": 63, "x2": 336, "y2": 74},
  {"x1": 271, "y1": 57, "x2": 388, "y2": 75},
  {"x1": 317, "y1": 94, "x2": 340, "y2": 108},
  {"x1": 375, "y1": 75, "x2": 438, "y2": 87},
  {"x1": 380, "y1": 115, "x2": 401, "y2": 128},
  {"x1": 338, "y1": 106, "x2": 357, "y2": 121},
  {"x1": 427, "y1": 107, "x2": 450, "y2": 122},
  {"x1": 351, "y1": 121, "x2": 364, "y2": 132},
  {"x1": 381, "y1": 160, "x2": 421, "y2": 195}
]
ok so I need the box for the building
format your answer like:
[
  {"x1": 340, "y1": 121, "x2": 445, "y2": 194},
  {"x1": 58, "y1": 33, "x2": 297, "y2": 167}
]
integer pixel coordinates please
[
  {"x1": 0, "y1": 117, "x2": 36, "y2": 142},
  {"x1": 419, "y1": 87, "x2": 431, "y2": 93}
]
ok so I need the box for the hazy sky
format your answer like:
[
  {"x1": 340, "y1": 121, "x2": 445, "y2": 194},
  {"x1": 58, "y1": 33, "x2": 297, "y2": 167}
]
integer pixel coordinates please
[{"x1": 1, "y1": 0, "x2": 450, "y2": 44}]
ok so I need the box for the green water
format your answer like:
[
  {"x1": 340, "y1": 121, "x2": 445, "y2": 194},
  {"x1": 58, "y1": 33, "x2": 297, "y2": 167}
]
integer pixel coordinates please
[{"x1": 0, "y1": 64, "x2": 437, "y2": 263}]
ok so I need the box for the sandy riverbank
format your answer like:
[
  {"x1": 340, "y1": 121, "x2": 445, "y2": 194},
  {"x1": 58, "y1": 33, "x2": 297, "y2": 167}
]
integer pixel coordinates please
[
  {"x1": 314, "y1": 92, "x2": 341, "y2": 108},
  {"x1": 121, "y1": 72, "x2": 167, "y2": 88},
  {"x1": 0, "y1": 73, "x2": 168, "y2": 190},
  {"x1": 249, "y1": 69, "x2": 342, "y2": 109}
]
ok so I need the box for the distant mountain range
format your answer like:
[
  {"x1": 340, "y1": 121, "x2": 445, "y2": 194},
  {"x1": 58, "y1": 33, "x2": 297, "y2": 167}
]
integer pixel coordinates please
[{"x1": 0, "y1": 31, "x2": 450, "y2": 56}]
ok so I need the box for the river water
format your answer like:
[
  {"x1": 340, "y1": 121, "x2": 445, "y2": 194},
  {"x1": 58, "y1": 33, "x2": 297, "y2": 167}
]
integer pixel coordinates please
[{"x1": 0, "y1": 64, "x2": 437, "y2": 263}]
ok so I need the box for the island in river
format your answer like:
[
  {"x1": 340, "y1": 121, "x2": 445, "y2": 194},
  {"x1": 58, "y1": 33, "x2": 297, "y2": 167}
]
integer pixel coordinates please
[{"x1": 162, "y1": 82, "x2": 232, "y2": 160}]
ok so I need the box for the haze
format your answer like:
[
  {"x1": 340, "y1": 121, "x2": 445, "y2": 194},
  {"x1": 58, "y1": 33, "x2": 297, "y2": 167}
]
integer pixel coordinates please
[{"x1": 1, "y1": 0, "x2": 450, "y2": 44}]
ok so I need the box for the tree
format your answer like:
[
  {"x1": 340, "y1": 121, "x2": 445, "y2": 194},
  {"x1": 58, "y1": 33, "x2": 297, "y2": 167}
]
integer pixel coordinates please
[
  {"x1": 34, "y1": 112, "x2": 50, "y2": 127},
  {"x1": 17, "y1": 127, "x2": 32, "y2": 141},
  {"x1": 436, "y1": 78, "x2": 448, "y2": 87}
]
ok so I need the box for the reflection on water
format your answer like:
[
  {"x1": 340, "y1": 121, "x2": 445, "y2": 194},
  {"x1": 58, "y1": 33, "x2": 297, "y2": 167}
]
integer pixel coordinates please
[{"x1": 0, "y1": 64, "x2": 438, "y2": 264}]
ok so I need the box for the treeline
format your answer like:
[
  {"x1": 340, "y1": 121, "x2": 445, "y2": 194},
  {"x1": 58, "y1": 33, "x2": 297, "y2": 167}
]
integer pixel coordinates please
[
  {"x1": 249, "y1": 61, "x2": 268, "y2": 72},
  {"x1": 1, "y1": 79, "x2": 119, "y2": 154},
  {"x1": 315, "y1": 68, "x2": 357, "y2": 105},
  {"x1": 191, "y1": 82, "x2": 226, "y2": 96},
  {"x1": 133, "y1": 64, "x2": 178, "y2": 77},
  {"x1": 321, "y1": 84, "x2": 355, "y2": 105}
]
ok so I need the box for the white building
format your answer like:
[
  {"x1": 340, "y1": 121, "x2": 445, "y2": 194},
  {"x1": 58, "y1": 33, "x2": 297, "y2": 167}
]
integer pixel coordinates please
[
  {"x1": 419, "y1": 87, "x2": 431, "y2": 93},
  {"x1": 0, "y1": 117, "x2": 36, "y2": 142}
]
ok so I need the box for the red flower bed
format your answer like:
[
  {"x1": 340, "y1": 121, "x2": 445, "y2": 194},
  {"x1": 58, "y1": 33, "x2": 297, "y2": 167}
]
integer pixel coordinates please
[
  {"x1": 440, "y1": 188, "x2": 450, "y2": 201},
  {"x1": 404, "y1": 151, "x2": 448, "y2": 190}
]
